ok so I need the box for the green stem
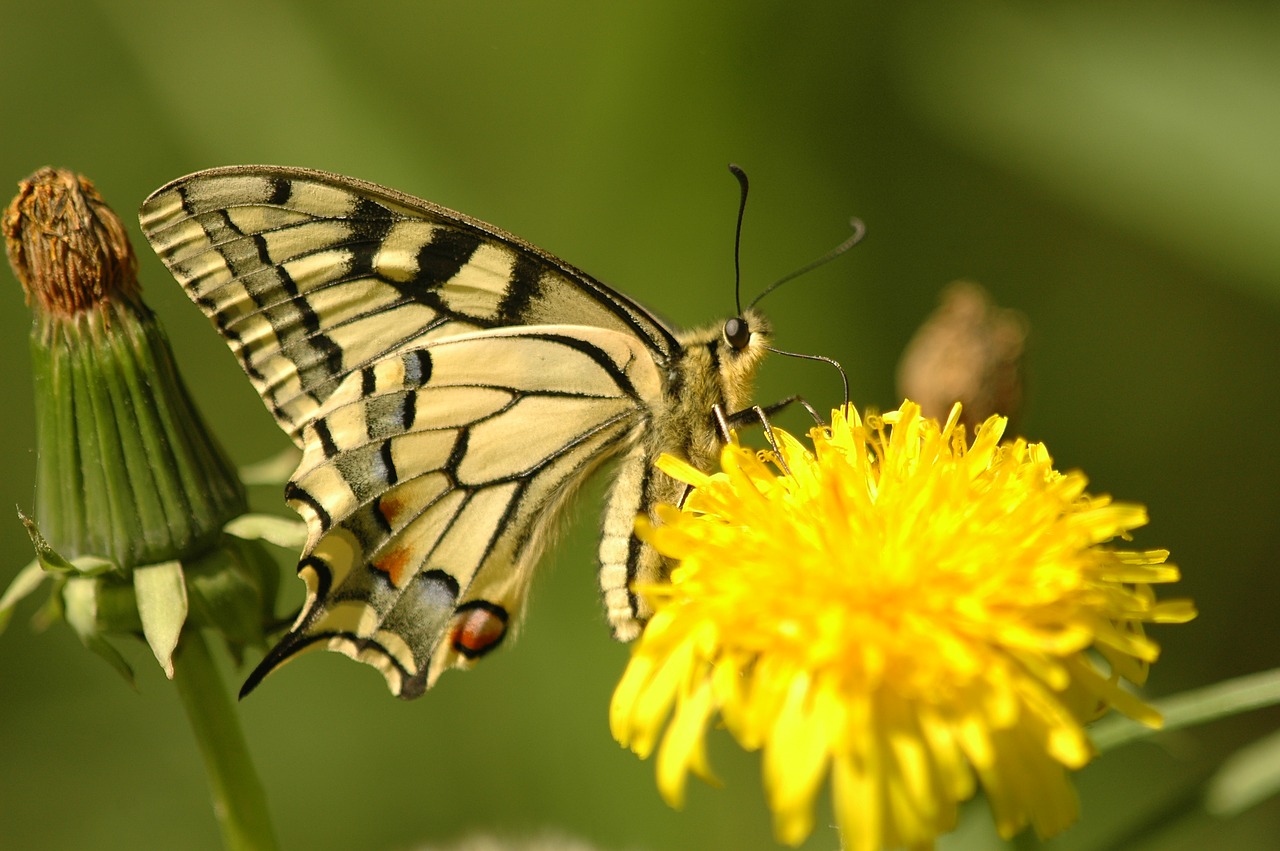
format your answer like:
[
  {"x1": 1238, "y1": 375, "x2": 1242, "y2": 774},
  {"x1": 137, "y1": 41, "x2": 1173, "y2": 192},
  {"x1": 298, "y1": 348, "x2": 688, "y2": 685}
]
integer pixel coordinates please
[
  {"x1": 172, "y1": 630, "x2": 280, "y2": 851},
  {"x1": 1092, "y1": 667, "x2": 1280, "y2": 752}
]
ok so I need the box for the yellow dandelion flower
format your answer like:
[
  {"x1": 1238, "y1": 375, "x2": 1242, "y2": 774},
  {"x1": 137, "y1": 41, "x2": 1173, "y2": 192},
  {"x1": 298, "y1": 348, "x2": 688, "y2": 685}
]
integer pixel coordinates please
[{"x1": 610, "y1": 401, "x2": 1196, "y2": 850}]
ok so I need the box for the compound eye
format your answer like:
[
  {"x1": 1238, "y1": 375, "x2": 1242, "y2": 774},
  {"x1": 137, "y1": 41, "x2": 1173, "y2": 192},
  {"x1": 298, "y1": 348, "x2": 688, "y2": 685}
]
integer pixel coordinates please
[{"x1": 724, "y1": 317, "x2": 751, "y2": 350}]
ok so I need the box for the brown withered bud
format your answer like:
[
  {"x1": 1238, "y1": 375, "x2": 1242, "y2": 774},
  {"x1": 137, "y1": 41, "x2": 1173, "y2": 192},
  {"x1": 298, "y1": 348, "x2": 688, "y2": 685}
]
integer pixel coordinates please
[
  {"x1": 896, "y1": 281, "x2": 1028, "y2": 430},
  {"x1": 3, "y1": 166, "x2": 140, "y2": 315}
]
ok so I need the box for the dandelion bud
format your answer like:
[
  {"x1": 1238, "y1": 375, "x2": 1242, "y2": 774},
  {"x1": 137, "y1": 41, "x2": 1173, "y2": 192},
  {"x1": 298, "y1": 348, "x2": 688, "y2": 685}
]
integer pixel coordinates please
[
  {"x1": 897, "y1": 280, "x2": 1028, "y2": 430},
  {"x1": 5, "y1": 167, "x2": 246, "y2": 567}
]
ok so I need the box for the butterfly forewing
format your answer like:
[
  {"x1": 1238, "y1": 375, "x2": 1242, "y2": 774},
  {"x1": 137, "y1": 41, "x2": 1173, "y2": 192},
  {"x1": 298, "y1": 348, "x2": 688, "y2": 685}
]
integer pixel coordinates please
[
  {"x1": 140, "y1": 167, "x2": 680, "y2": 443},
  {"x1": 139, "y1": 166, "x2": 770, "y2": 698}
]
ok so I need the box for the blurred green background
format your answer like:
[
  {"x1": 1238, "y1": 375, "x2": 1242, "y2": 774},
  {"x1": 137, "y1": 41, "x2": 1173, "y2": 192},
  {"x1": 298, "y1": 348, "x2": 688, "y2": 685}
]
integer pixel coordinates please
[{"x1": 2, "y1": 2, "x2": 1278, "y2": 849}]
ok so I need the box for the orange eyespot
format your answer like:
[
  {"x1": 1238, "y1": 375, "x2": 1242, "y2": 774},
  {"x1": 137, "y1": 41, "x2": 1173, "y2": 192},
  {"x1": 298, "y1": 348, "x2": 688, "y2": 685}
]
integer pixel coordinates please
[{"x1": 451, "y1": 605, "x2": 509, "y2": 658}]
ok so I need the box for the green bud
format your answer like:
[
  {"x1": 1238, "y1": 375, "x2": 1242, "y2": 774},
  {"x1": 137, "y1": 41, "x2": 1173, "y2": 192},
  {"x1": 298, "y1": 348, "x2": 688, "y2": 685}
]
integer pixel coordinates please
[
  {"x1": 6, "y1": 167, "x2": 247, "y2": 568},
  {"x1": 5, "y1": 167, "x2": 284, "y2": 849},
  {"x1": 2, "y1": 167, "x2": 298, "y2": 687}
]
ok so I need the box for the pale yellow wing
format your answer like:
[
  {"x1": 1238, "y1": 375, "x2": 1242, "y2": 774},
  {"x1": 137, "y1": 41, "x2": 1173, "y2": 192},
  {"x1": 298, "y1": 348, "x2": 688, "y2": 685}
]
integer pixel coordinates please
[{"x1": 242, "y1": 325, "x2": 663, "y2": 697}]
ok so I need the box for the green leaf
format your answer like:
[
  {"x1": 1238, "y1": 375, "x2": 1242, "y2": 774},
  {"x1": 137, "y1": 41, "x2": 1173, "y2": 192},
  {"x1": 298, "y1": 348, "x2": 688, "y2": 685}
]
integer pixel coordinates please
[
  {"x1": 1093, "y1": 667, "x2": 1280, "y2": 752},
  {"x1": 0, "y1": 561, "x2": 49, "y2": 634},
  {"x1": 1205, "y1": 726, "x2": 1280, "y2": 816},
  {"x1": 134, "y1": 560, "x2": 188, "y2": 679}
]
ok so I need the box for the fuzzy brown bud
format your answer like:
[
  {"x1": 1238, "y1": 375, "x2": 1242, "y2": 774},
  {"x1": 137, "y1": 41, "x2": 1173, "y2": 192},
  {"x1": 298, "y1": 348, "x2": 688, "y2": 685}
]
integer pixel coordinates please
[
  {"x1": 897, "y1": 281, "x2": 1028, "y2": 430},
  {"x1": 3, "y1": 167, "x2": 140, "y2": 315}
]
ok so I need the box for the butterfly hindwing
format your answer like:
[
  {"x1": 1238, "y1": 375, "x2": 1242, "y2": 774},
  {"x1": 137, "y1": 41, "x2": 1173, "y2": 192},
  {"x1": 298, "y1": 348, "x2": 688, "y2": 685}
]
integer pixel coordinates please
[
  {"x1": 139, "y1": 166, "x2": 772, "y2": 698},
  {"x1": 240, "y1": 326, "x2": 663, "y2": 698}
]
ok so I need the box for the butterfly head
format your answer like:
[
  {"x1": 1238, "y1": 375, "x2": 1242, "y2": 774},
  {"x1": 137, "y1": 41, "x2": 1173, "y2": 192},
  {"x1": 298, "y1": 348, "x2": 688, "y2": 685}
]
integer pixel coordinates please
[
  {"x1": 719, "y1": 306, "x2": 771, "y2": 408},
  {"x1": 670, "y1": 306, "x2": 771, "y2": 421},
  {"x1": 721, "y1": 303, "x2": 770, "y2": 356}
]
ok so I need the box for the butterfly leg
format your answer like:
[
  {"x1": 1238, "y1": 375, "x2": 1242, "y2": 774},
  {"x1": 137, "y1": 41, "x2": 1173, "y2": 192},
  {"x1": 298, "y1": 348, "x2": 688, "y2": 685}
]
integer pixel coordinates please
[
  {"x1": 718, "y1": 396, "x2": 828, "y2": 476},
  {"x1": 707, "y1": 401, "x2": 787, "y2": 472},
  {"x1": 760, "y1": 395, "x2": 826, "y2": 426},
  {"x1": 723, "y1": 395, "x2": 827, "y2": 431},
  {"x1": 712, "y1": 402, "x2": 782, "y2": 445}
]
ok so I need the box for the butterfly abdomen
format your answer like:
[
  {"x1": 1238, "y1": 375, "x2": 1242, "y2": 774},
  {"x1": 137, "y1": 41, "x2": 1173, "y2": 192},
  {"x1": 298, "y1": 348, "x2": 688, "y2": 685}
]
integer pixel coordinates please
[{"x1": 598, "y1": 307, "x2": 771, "y2": 640}]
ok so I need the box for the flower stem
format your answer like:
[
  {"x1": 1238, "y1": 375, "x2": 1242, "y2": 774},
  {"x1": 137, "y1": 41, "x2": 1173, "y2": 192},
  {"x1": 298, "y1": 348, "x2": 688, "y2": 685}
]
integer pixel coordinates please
[{"x1": 172, "y1": 629, "x2": 280, "y2": 851}]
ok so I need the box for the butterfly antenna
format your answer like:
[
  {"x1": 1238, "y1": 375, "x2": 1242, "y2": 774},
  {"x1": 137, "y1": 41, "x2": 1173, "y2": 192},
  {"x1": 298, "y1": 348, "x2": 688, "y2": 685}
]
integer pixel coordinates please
[
  {"x1": 748, "y1": 217, "x2": 866, "y2": 310},
  {"x1": 766, "y1": 346, "x2": 851, "y2": 406},
  {"x1": 728, "y1": 163, "x2": 750, "y2": 316}
]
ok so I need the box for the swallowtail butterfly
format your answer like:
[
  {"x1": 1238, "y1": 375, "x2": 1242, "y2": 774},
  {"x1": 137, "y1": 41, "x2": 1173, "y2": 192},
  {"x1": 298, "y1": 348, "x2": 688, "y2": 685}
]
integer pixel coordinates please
[{"x1": 140, "y1": 166, "x2": 776, "y2": 698}]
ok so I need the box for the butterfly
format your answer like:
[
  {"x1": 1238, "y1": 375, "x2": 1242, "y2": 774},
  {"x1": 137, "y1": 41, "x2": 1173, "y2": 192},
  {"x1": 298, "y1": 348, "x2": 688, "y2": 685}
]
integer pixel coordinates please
[{"x1": 139, "y1": 166, "x2": 778, "y2": 698}]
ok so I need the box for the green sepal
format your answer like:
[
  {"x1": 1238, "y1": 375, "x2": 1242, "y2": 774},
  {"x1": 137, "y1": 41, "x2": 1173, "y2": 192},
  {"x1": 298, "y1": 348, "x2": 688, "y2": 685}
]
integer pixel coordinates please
[
  {"x1": 8, "y1": 168, "x2": 282, "y2": 849},
  {"x1": 30, "y1": 576, "x2": 66, "y2": 632},
  {"x1": 82, "y1": 634, "x2": 138, "y2": 688},
  {"x1": 0, "y1": 561, "x2": 48, "y2": 634},
  {"x1": 224, "y1": 513, "x2": 307, "y2": 550},
  {"x1": 18, "y1": 508, "x2": 80, "y2": 574},
  {"x1": 184, "y1": 535, "x2": 282, "y2": 661},
  {"x1": 135, "y1": 560, "x2": 188, "y2": 678},
  {"x1": 62, "y1": 576, "x2": 136, "y2": 687},
  {"x1": 11, "y1": 512, "x2": 284, "y2": 677},
  {"x1": 19, "y1": 509, "x2": 123, "y2": 578}
]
